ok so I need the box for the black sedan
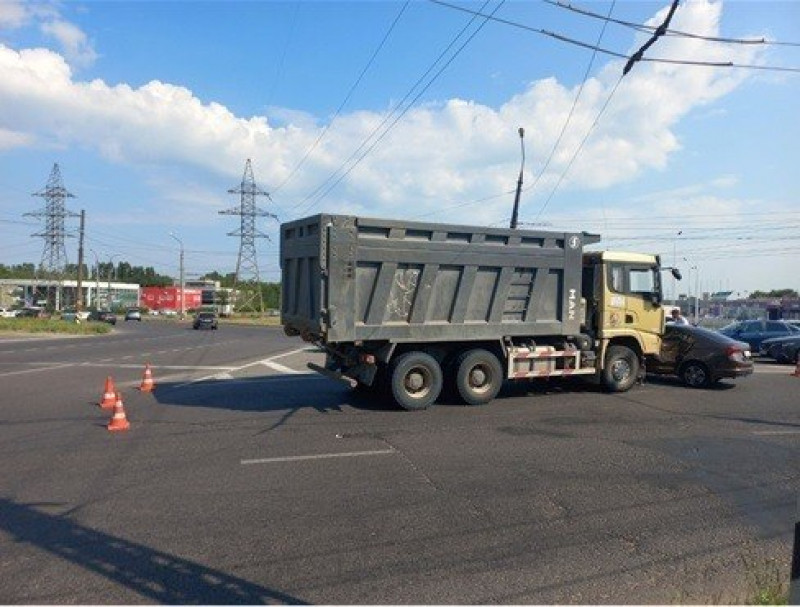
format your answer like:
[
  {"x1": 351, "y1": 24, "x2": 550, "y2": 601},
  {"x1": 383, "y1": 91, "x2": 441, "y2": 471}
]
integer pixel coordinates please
[
  {"x1": 192, "y1": 312, "x2": 218, "y2": 330},
  {"x1": 759, "y1": 334, "x2": 800, "y2": 365},
  {"x1": 89, "y1": 310, "x2": 117, "y2": 325},
  {"x1": 647, "y1": 324, "x2": 753, "y2": 388}
]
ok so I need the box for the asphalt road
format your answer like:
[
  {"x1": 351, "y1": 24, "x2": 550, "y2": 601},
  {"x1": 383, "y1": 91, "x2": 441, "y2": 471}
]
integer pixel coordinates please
[{"x1": 0, "y1": 320, "x2": 797, "y2": 604}]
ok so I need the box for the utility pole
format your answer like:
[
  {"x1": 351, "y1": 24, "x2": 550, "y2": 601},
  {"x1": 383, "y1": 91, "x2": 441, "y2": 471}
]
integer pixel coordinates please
[
  {"x1": 170, "y1": 232, "x2": 185, "y2": 319},
  {"x1": 510, "y1": 128, "x2": 525, "y2": 229},
  {"x1": 219, "y1": 159, "x2": 278, "y2": 314},
  {"x1": 76, "y1": 210, "x2": 85, "y2": 312}
]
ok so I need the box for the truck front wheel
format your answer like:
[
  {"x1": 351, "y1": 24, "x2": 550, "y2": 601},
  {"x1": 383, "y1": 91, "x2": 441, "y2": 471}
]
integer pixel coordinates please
[
  {"x1": 455, "y1": 349, "x2": 503, "y2": 406},
  {"x1": 390, "y1": 352, "x2": 443, "y2": 411},
  {"x1": 602, "y1": 345, "x2": 639, "y2": 392}
]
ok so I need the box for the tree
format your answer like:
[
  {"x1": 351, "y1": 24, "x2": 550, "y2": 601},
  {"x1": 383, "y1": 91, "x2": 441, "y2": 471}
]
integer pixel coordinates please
[{"x1": 749, "y1": 289, "x2": 798, "y2": 299}]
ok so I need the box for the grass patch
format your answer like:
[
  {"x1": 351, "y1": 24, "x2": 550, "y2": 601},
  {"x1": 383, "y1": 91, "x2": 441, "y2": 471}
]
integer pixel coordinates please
[
  {"x1": 0, "y1": 318, "x2": 112, "y2": 335},
  {"x1": 743, "y1": 555, "x2": 789, "y2": 605},
  {"x1": 221, "y1": 315, "x2": 282, "y2": 327}
]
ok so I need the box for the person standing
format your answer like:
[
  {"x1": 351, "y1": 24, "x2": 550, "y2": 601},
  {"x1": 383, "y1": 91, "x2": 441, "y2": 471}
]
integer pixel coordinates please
[{"x1": 669, "y1": 308, "x2": 689, "y2": 325}]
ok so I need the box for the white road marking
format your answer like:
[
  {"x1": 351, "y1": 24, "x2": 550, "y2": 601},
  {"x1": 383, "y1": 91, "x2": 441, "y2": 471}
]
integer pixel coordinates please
[
  {"x1": 261, "y1": 361, "x2": 300, "y2": 374},
  {"x1": 752, "y1": 430, "x2": 800, "y2": 435},
  {"x1": 172, "y1": 347, "x2": 316, "y2": 389},
  {"x1": 754, "y1": 366, "x2": 799, "y2": 375},
  {"x1": 0, "y1": 363, "x2": 74, "y2": 378},
  {"x1": 241, "y1": 449, "x2": 395, "y2": 465}
]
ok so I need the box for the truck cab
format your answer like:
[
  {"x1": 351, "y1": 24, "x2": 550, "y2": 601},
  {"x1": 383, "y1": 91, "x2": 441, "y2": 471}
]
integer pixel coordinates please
[{"x1": 582, "y1": 251, "x2": 666, "y2": 382}]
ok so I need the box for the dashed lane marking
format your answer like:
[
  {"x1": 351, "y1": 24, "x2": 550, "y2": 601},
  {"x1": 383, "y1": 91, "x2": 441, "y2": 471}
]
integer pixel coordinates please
[{"x1": 241, "y1": 449, "x2": 395, "y2": 465}]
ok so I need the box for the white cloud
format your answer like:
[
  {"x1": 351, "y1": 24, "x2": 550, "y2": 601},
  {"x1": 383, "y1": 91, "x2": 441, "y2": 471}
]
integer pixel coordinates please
[
  {"x1": 0, "y1": 126, "x2": 34, "y2": 150},
  {"x1": 39, "y1": 19, "x2": 97, "y2": 68},
  {"x1": 0, "y1": 0, "x2": 28, "y2": 29},
  {"x1": 0, "y1": 0, "x2": 763, "y2": 225}
]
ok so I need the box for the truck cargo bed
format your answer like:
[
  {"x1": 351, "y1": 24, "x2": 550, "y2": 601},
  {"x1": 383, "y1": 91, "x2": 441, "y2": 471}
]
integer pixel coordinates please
[{"x1": 281, "y1": 214, "x2": 599, "y2": 344}]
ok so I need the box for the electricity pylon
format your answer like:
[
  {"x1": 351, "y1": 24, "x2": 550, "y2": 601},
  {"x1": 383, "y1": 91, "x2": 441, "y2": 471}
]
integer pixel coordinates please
[
  {"x1": 25, "y1": 163, "x2": 78, "y2": 275},
  {"x1": 219, "y1": 159, "x2": 277, "y2": 313}
]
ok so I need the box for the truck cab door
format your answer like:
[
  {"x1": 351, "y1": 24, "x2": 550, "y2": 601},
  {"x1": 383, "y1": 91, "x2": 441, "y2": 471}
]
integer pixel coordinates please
[{"x1": 602, "y1": 263, "x2": 664, "y2": 355}]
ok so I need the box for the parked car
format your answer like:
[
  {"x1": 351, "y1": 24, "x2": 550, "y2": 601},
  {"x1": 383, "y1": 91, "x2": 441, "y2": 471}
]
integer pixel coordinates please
[
  {"x1": 648, "y1": 324, "x2": 753, "y2": 388},
  {"x1": 192, "y1": 311, "x2": 218, "y2": 330},
  {"x1": 60, "y1": 309, "x2": 91, "y2": 322},
  {"x1": 759, "y1": 334, "x2": 800, "y2": 365},
  {"x1": 717, "y1": 319, "x2": 800, "y2": 351},
  {"x1": 89, "y1": 310, "x2": 117, "y2": 325},
  {"x1": 125, "y1": 307, "x2": 142, "y2": 322},
  {"x1": 0, "y1": 307, "x2": 20, "y2": 318},
  {"x1": 16, "y1": 307, "x2": 45, "y2": 318}
]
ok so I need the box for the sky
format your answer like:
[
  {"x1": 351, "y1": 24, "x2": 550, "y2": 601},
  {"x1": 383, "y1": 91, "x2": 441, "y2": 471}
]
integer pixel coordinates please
[{"x1": 0, "y1": 0, "x2": 798, "y2": 299}]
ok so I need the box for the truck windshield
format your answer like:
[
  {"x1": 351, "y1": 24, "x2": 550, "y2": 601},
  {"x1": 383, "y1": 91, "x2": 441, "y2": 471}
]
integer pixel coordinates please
[{"x1": 609, "y1": 264, "x2": 660, "y2": 297}]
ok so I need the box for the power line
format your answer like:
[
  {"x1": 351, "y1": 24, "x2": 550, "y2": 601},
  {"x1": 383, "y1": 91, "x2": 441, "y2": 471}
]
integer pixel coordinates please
[
  {"x1": 522, "y1": 0, "x2": 617, "y2": 211},
  {"x1": 292, "y1": 0, "x2": 504, "y2": 217},
  {"x1": 429, "y1": 0, "x2": 800, "y2": 73},
  {"x1": 543, "y1": 0, "x2": 800, "y2": 48},
  {"x1": 533, "y1": 74, "x2": 623, "y2": 220},
  {"x1": 273, "y1": 1, "x2": 411, "y2": 194}
]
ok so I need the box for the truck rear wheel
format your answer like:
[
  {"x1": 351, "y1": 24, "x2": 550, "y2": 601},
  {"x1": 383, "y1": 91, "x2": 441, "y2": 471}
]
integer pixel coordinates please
[
  {"x1": 390, "y1": 352, "x2": 442, "y2": 411},
  {"x1": 455, "y1": 349, "x2": 503, "y2": 406},
  {"x1": 602, "y1": 345, "x2": 639, "y2": 392}
]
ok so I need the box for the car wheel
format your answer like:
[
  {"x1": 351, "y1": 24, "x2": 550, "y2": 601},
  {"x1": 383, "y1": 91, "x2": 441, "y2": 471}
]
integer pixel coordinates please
[{"x1": 680, "y1": 361, "x2": 711, "y2": 388}]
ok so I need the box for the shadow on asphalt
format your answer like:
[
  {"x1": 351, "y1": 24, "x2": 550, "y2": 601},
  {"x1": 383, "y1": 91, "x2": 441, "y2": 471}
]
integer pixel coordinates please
[
  {"x1": 147, "y1": 372, "x2": 617, "y2": 414},
  {"x1": 0, "y1": 498, "x2": 308, "y2": 604},
  {"x1": 150, "y1": 374, "x2": 400, "y2": 413},
  {"x1": 643, "y1": 375, "x2": 738, "y2": 390}
]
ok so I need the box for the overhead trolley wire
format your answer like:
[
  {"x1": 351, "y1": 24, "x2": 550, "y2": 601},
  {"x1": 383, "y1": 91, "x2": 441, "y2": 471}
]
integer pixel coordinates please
[
  {"x1": 543, "y1": 0, "x2": 800, "y2": 47},
  {"x1": 430, "y1": 0, "x2": 800, "y2": 73}
]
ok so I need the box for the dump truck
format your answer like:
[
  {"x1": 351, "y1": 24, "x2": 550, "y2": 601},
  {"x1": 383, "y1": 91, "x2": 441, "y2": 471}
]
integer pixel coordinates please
[{"x1": 281, "y1": 214, "x2": 678, "y2": 410}]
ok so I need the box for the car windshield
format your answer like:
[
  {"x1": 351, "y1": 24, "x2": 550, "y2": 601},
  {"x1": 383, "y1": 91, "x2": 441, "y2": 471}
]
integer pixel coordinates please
[{"x1": 198, "y1": 313, "x2": 214, "y2": 319}]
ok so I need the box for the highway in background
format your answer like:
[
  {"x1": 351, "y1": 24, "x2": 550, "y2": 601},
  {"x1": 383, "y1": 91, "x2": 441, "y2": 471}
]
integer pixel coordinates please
[{"x1": 0, "y1": 321, "x2": 797, "y2": 603}]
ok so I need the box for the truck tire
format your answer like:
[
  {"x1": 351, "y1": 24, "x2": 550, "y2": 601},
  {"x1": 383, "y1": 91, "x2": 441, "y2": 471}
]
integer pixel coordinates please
[
  {"x1": 602, "y1": 345, "x2": 639, "y2": 392},
  {"x1": 389, "y1": 351, "x2": 442, "y2": 411},
  {"x1": 455, "y1": 349, "x2": 503, "y2": 406}
]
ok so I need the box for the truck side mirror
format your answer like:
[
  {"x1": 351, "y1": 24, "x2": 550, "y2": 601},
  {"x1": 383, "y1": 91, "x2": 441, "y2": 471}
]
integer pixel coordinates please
[{"x1": 671, "y1": 268, "x2": 682, "y2": 280}]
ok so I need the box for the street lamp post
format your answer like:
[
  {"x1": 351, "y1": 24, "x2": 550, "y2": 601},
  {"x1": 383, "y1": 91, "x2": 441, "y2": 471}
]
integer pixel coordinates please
[
  {"x1": 89, "y1": 248, "x2": 100, "y2": 309},
  {"x1": 169, "y1": 232, "x2": 185, "y2": 319},
  {"x1": 694, "y1": 265, "x2": 700, "y2": 323},
  {"x1": 509, "y1": 127, "x2": 526, "y2": 229},
  {"x1": 107, "y1": 254, "x2": 120, "y2": 309},
  {"x1": 672, "y1": 230, "x2": 682, "y2": 303}
]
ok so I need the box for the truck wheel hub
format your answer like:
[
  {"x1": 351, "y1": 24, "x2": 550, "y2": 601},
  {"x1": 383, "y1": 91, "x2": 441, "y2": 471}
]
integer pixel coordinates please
[
  {"x1": 470, "y1": 367, "x2": 487, "y2": 387},
  {"x1": 612, "y1": 361, "x2": 630, "y2": 381},
  {"x1": 406, "y1": 370, "x2": 428, "y2": 393}
]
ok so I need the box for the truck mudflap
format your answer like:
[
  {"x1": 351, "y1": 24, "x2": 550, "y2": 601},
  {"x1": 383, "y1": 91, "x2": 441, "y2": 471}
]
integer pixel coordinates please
[
  {"x1": 507, "y1": 345, "x2": 597, "y2": 379},
  {"x1": 307, "y1": 362, "x2": 358, "y2": 388}
]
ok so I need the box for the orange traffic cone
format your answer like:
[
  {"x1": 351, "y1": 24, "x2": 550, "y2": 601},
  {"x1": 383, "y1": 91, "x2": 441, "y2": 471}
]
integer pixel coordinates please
[
  {"x1": 99, "y1": 376, "x2": 116, "y2": 409},
  {"x1": 107, "y1": 392, "x2": 130, "y2": 432},
  {"x1": 139, "y1": 363, "x2": 155, "y2": 392},
  {"x1": 792, "y1": 358, "x2": 800, "y2": 378}
]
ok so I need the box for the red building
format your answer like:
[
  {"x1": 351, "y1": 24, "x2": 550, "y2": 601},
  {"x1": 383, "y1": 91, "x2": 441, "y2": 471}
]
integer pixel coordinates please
[{"x1": 140, "y1": 287, "x2": 202, "y2": 312}]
